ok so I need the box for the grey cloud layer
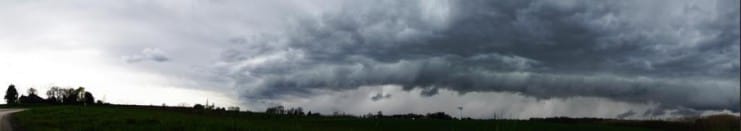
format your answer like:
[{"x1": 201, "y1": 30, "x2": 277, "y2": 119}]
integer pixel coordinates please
[
  {"x1": 219, "y1": 0, "x2": 740, "y2": 112},
  {"x1": 123, "y1": 48, "x2": 170, "y2": 63},
  {"x1": 0, "y1": 0, "x2": 735, "y2": 118}
]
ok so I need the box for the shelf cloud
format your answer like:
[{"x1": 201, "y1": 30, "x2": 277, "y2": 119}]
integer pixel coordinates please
[
  {"x1": 0, "y1": 0, "x2": 737, "y2": 118},
  {"x1": 218, "y1": 0, "x2": 739, "y2": 113}
]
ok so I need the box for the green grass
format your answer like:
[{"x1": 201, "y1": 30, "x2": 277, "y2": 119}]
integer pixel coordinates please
[{"x1": 12, "y1": 105, "x2": 652, "y2": 131}]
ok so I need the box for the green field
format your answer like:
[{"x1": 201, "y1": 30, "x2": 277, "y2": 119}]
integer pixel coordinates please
[{"x1": 10, "y1": 105, "x2": 654, "y2": 131}]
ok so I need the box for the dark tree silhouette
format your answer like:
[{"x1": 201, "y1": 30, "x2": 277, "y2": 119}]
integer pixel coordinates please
[
  {"x1": 46, "y1": 86, "x2": 62, "y2": 104},
  {"x1": 62, "y1": 88, "x2": 77, "y2": 104},
  {"x1": 193, "y1": 104, "x2": 205, "y2": 110},
  {"x1": 286, "y1": 107, "x2": 304, "y2": 116},
  {"x1": 266, "y1": 106, "x2": 285, "y2": 114},
  {"x1": 1, "y1": 85, "x2": 99, "y2": 105},
  {"x1": 425, "y1": 112, "x2": 454, "y2": 120},
  {"x1": 19, "y1": 88, "x2": 44, "y2": 104},
  {"x1": 84, "y1": 92, "x2": 95, "y2": 104},
  {"x1": 18, "y1": 95, "x2": 27, "y2": 104},
  {"x1": 4, "y1": 84, "x2": 18, "y2": 104},
  {"x1": 42, "y1": 86, "x2": 97, "y2": 105},
  {"x1": 56, "y1": 87, "x2": 86, "y2": 104}
]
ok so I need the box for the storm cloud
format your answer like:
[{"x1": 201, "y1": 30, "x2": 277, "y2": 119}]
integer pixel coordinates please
[
  {"x1": 219, "y1": 0, "x2": 740, "y2": 112},
  {"x1": 1, "y1": 0, "x2": 735, "y2": 118}
]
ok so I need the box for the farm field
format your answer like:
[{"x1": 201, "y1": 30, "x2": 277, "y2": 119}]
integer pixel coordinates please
[{"x1": 9, "y1": 105, "x2": 659, "y2": 131}]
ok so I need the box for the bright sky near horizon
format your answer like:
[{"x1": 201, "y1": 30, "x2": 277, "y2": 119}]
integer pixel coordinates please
[{"x1": 0, "y1": 0, "x2": 738, "y2": 119}]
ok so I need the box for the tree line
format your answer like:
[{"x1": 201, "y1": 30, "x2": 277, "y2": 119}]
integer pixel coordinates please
[{"x1": 4, "y1": 84, "x2": 103, "y2": 105}]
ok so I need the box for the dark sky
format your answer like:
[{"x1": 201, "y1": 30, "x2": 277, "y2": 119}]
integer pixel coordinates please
[{"x1": 0, "y1": 0, "x2": 738, "y2": 119}]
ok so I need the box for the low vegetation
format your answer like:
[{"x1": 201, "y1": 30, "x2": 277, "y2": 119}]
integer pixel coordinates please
[{"x1": 12, "y1": 105, "x2": 654, "y2": 131}]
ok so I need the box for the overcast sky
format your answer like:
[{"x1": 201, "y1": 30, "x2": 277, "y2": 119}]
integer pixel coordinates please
[{"x1": 0, "y1": 0, "x2": 738, "y2": 119}]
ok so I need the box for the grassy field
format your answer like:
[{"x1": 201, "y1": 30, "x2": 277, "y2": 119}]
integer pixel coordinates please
[{"x1": 10, "y1": 105, "x2": 655, "y2": 131}]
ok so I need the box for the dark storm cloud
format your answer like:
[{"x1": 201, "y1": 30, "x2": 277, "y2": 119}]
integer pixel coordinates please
[
  {"x1": 370, "y1": 93, "x2": 392, "y2": 101},
  {"x1": 220, "y1": 0, "x2": 739, "y2": 111}
]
